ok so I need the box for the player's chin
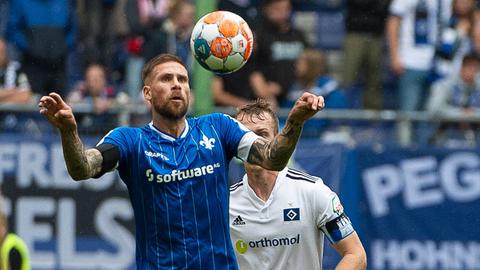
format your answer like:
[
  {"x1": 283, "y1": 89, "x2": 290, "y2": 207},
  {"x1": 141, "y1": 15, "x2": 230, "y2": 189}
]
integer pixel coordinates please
[
  {"x1": 245, "y1": 163, "x2": 263, "y2": 173},
  {"x1": 168, "y1": 104, "x2": 189, "y2": 118}
]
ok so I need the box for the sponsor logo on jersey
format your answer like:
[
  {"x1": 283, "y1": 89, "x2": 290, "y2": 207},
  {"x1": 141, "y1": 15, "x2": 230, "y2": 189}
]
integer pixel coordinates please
[
  {"x1": 145, "y1": 163, "x2": 221, "y2": 183},
  {"x1": 235, "y1": 234, "x2": 300, "y2": 254},
  {"x1": 232, "y1": 215, "x2": 246, "y2": 226},
  {"x1": 332, "y1": 195, "x2": 344, "y2": 215},
  {"x1": 144, "y1": 150, "x2": 169, "y2": 161},
  {"x1": 200, "y1": 134, "x2": 215, "y2": 150},
  {"x1": 235, "y1": 240, "x2": 248, "y2": 254},
  {"x1": 283, "y1": 208, "x2": 300, "y2": 221}
]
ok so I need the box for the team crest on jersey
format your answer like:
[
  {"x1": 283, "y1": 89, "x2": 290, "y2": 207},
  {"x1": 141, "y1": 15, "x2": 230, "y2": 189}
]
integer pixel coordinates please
[
  {"x1": 200, "y1": 134, "x2": 215, "y2": 150},
  {"x1": 232, "y1": 215, "x2": 246, "y2": 225},
  {"x1": 283, "y1": 208, "x2": 300, "y2": 221}
]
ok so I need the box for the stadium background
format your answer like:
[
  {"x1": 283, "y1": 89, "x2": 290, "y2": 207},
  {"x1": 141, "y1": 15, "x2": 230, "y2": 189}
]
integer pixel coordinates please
[{"x1": 1, "y1": 0, "x2": 480, "y2": 269}]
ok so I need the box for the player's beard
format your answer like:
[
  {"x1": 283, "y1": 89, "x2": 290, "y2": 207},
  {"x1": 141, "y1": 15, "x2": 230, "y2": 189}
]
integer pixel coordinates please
[{"x1": 153, "y1": 100, "x2": 189, "y2": 120}]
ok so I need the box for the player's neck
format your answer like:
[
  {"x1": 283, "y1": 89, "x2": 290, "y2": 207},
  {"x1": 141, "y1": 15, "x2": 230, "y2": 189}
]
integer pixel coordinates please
[
  {"x1": 152, "y1": 116, "x2": 186, "y2": 138},
  {"x1": 246, "y1": 170, "x2": 278, "y2": 202}
]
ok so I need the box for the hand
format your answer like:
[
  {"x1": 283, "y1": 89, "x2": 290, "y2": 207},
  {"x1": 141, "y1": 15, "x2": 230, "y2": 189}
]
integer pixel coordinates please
[
  {"x1": 39, "y1": 92, "x2": 77, "y2": 131},
  {"x1": 287, "y1": 92, "x2": 324, "y2": 124},
  {"x1": 390, "y1": 56, "x2": 405, "y2": 75}
]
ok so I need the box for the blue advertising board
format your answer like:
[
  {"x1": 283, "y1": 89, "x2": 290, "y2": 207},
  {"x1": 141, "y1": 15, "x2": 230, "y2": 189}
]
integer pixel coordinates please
[
  {"x1": 2, "y1": 133, "x2": 479, "y2": 270},
  {"x1": 356, "y1": 147, "x2": 480, "y2": 270}
]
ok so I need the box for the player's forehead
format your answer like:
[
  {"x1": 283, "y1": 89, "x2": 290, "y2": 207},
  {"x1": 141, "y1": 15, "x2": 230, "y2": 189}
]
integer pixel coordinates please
[
  {"x1": 238, "y1": 112, "x2": 275, "y2": 131},
  {"x1": 153, "y1": 61, "x2": 188, "y2": 78}
]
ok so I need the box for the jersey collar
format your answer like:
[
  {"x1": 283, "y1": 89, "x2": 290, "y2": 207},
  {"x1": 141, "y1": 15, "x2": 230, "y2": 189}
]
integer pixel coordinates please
[{"x1": 148, "y1": 120, "x2": 189, "y2": 141}]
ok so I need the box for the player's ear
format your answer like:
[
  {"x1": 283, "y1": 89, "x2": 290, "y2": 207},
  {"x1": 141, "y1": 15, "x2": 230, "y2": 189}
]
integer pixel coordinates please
[{"x1": 143, "y1": 85, "x2": 151, "y2": 102}]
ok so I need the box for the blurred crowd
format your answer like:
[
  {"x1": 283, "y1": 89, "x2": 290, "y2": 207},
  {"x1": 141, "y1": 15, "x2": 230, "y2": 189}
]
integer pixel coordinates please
[{"x1": 0, "y1": 0, "x2": 479, "y2": 146}]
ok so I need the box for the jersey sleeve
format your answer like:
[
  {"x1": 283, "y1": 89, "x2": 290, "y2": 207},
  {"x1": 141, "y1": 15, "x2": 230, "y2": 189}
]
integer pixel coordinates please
[
  {"x1": 312, "y1": 180, "x2": 355, "y2": 244},
  {"x1": 96, "y1": 127, "x2": 134, "y2": 173},
  {"x1": 210, "y1": 113, "x2": 259, "y2": 161}
]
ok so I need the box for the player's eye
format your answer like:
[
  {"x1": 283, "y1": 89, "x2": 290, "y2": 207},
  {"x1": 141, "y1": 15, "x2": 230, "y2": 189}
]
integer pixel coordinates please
[
  {"x1": 178, "y1": 76, "x2": 188, "y2": 83},
  {"x1": 160, "y1": 74, "x2": 173, "y2": 82}
]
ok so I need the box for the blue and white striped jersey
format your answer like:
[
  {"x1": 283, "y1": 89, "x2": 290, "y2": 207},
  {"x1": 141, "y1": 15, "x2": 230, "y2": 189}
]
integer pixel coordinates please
[{"x1": 98, "y1": 113, "x2": 259, "y2": 269}]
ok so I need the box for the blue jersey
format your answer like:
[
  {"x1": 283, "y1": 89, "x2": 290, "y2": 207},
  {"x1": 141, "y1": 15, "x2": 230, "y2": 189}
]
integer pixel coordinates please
[{"x1": 98, "y1": 113, "x2": 258, "y2": 269}]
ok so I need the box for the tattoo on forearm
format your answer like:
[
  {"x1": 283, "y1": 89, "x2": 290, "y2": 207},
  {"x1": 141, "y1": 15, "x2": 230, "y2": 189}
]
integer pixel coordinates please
[
  {"x1": 248, "y1": 120, "x2": 303, "y2": 170},
  {"x1": 60, "y1": 129, "x2": 103, "y2": 180}
]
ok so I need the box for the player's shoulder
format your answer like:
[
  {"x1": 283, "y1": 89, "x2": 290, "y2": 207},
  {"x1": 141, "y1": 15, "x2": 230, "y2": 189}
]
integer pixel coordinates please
[
  {"x1": 284, "y1": 167, "x2": 323, "y2": 185},
  {"x1": 97, "y1": 126, "x2": 140, "y2": 143},
  {"x1": 283, "y1": 168, "x2": 332, "y2": 192},
  {"x1": 197, "y1": 112, "x2": 233, "y2": 122},
  {"x1": 229, "y1": 179, "x2": 244, "y2": 194},
  {"x1": 194, "y1": 113, "x2": 246, "y2": 129},
  {"x1": 111, "y1": 126, "x2": 144, "y2": 137}
]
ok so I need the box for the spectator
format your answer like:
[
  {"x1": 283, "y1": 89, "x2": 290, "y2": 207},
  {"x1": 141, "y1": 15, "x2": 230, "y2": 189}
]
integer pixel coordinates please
[
  {"x1": 470, "y1": 21, "x2": 480, "y2": 54},
  {"x1": 218, "y1": 0, "x2": 261, "y2": 27},
  {"x1": 0, "y1": 38, "x2": 31, "y2": 104},
  {"x1": 426, "y1": 53, "x2": 480, "y2": 145},
  {"x1": 125, "y1": 0, "x2": 170, "y2": 101},
  {"x1": 342, "y1": 0, "x2": 391, "y2": 110},
  {"x1": 249, "y1": 0, "x2": 308, "y2": 106},
  {"x1": 434, "y1": 0, "x2": 476, "y2": 79},
  {"x1": 387, "y1": 0, "x2": 452, "y2": 111},
  {"x1": 142, "y1": 0, "x2": 195, "y2": 72},
  {"x1": 68, "y1": 64, "x2": 119, "y2": 133},
  {"x1": 0, "y1": 0, "x2": 7, "y2": 38},
  {"x1": 284, "y1": 48, "x2": 348, "y2": 137},
  {"x1": 6, "y1": 0, "x2": 77, "y2": 97},
  {"x1": 0, "y1": 37, "x2": 39, "y2": 134},
  {"x1": 212, "y1": 0, "x2": 262, "y2": 110},
  {"x1": 211, "y1": 62, "x2": 258, "y2": 109},
  {"x1": 76, "y1": 0, "x2": 129, "y2": 71},
  {"x1": 0, "y1": 192, "x2": 30, "y2": 270}
]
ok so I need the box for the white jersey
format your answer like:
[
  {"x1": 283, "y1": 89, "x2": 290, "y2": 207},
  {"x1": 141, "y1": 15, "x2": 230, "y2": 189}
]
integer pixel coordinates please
[
  {"x1": 389, "y1": 0, "x2": 451, "y2": 70},
  {"x1": 229, "y1": 167, "x2": 354, "y2": 270}
]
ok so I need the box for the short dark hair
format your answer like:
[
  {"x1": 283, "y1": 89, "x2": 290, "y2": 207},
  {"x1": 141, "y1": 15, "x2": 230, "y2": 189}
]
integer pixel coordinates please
[
  {"x1": 142, "y1": 54, "x2": 187, "y2": 83},
  {"x1": 236, "y1": 99, "x2": 279, "y2": 134}
]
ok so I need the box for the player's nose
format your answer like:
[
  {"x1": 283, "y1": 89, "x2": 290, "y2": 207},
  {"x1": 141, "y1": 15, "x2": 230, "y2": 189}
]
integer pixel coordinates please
[{"x1": 171, "y1": 76, "x2": 181, "y2": 90}]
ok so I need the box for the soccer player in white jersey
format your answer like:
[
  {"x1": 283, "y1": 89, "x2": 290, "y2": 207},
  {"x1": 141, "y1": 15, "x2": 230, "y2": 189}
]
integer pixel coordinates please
[
  {"x1": 38, "y1": 54, "x2": 325, "y2": 269},
  {"x1": 230, "y1": 100, "x2": 367, "y2": 270}
]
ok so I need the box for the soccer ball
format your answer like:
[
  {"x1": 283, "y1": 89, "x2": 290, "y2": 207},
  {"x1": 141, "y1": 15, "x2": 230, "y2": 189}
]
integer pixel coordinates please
[{"x1": 190, "y1": 11, "x2": 253, "y2": 74}]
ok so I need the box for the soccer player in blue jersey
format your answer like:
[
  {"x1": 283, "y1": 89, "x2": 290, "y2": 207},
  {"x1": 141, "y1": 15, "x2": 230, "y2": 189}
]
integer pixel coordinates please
[{"x1": 38, "y1": 54, "x2": 324, "y2": 269}]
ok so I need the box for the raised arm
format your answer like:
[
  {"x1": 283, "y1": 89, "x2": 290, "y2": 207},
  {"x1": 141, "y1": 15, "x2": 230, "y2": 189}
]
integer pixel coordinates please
[
  {"x1": 39, "y1": 92, "x2": 103, "y2": 180},
  {"x1": 247, "y1": 92, "x2": 324, "y2": 170}
]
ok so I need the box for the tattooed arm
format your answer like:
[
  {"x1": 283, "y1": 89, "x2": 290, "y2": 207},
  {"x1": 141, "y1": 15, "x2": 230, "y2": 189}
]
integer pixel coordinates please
[
  {"x1": 247, "y1": 93, "x2": 325, "y2": 170},
  {"x1": 39, "y1": 93, "x2": 103, "y2": 180},
  {"x1": 59, "y1": 129, "x2": 103, "y2": 180}
]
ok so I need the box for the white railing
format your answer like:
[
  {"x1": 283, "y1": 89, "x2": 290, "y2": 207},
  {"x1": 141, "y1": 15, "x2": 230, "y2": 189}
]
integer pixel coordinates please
[{"x1": 2, "y1": 103, "x2": 479, "y2": 146}]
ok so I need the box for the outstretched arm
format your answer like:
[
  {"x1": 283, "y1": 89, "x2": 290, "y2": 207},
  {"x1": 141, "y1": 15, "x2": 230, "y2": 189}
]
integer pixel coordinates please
[
  {"x1": 39, "y1": 92, "x2": 103, "y2": 180},
  {"x1": 247, "y1": 92, "x2": 324, "y2": 170}
]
